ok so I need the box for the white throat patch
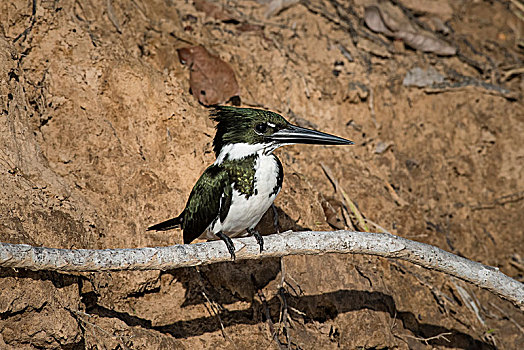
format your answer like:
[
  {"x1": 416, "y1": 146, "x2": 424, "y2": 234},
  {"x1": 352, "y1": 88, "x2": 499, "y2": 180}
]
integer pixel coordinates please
[{"x1": 214, "y1": 143, "x2": 279, "y2": 164}]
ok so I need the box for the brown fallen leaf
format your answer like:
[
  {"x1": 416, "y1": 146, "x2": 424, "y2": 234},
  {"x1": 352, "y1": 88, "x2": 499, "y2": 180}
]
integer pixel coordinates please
[
  {"x1": 321, "y1": 196, "x2": 346, "y2": 230},
  {"x1": 364, "y1": 5, "x2": 395, "y2": 36},
  {"x1": 177, "y1": 46, "x2": 240, "y2": 106},
  {"x1": 364, "y1": 5, "x2": 456, "y2": 56},
  {"x1": 396, "y1": 31, "x2": 456, "y2": 56}
]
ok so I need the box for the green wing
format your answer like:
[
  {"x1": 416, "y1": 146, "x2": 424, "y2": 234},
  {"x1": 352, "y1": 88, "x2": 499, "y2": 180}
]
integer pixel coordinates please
[{"x1": 181, "y1": 164, "x2": 232, "y2": 244}]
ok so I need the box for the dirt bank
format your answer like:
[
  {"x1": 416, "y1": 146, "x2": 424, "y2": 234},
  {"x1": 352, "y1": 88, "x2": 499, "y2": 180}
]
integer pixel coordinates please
[{"x1": 0, "y1": 0, "x2": 522, "y2": 348}]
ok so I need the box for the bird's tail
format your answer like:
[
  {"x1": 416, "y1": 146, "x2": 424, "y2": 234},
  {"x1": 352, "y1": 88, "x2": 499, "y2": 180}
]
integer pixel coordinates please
[{"x1": 147, "y1": 215, "x2": 183, "y2": 231}]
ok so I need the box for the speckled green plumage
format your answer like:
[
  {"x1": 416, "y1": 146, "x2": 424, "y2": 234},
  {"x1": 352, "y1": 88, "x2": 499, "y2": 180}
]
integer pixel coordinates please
[
  {"x1": 180, "y1": 155, "x2": 258, "y2": 243},
  {"x1": 223, "y1": 155, "x2": 258, "y2": 197}
]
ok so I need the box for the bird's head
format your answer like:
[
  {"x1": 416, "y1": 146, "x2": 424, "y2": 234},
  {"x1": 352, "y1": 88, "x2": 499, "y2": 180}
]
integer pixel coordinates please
[{"x1": 211, "y1": 106, "x2": 353, "y2": 162}]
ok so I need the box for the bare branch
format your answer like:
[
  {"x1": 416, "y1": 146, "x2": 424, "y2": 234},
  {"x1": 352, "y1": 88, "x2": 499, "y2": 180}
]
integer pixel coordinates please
[{"x1": 0, "y1": 230, "x2": 522, "y2": 308}]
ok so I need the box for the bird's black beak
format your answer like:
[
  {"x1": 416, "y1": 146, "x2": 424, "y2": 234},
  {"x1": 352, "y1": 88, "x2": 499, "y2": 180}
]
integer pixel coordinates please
[{"x1": 269, "y1": 124, "x2": 354, "y2": 146}]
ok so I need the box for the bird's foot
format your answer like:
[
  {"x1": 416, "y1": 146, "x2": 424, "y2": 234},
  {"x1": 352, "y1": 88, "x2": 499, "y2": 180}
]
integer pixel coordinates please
[
  {"x1": 216, "y1": 232, "x2": 236, "y2": 260},
  {"x1": 248, "y1": 228, "x2": 264, "y2": 253}
]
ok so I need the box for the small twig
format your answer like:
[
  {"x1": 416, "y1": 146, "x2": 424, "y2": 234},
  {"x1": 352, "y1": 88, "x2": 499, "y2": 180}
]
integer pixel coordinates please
[
  {"x1": 298, "y1": 72, "x2": 310, "y2": 99},
  {"x1": 328, "y1": 0, "x2": 358, "y2": 44},
  {"x1": 451, "y1": 281, "x2": 485, "y2": 326},
  {"x1": 470, "y1": 191, "x2": 524, "y2": 210},
  {"x1": 341, "y1": 191, "x2": 370, "y2": 232},
  {"x1": 277, "y1": 287, "x2": 291, "y2": 349},
  {"x1": 340, "y1": 201, "x2": 356, "y2": 231},
  {"x1": 257, "y1": 288, "x2": 285, "y2": 350},
  {"x1": 368, "y1": 88, "x2": 379, "y2": 129},
  {"x1": 404, "y1": 331, "x2": 452, "y2": 345},
  {"x1": 282, "y1": 271, "x2": 304, "y2": 297},
  {"x1": 363, "y1": 218, "x2": 391, "y2": 234},
  {"x1": 510, "y1": 0, "x2": 524, "y2": 13},
  {"x1": 130, "y1": 0, "x2": 148, "y2": 21},
  {"x1": 383, "y1": 180, "x2": 409, "y2": 207},
  {"x1": 279, "y1": 257, "x2": 286, "y2": 288},
  {"x1": 194, "y1": 267, "x2": 235, "y2": 344},
  {"x1": 106, "y1": 0, "x2": 122, "y2": 34},
  {"x1": 319, "y1": 162, "x2": 339, "y2": 191},
  {"x1": 394, "y1": 262, "x2": 455, "y2": 314},
  {"x1": 301, "y1": 0, "x2": 392, "y2": 52},
  {"x1": 338, "y1": 44, "x2": 354, "y2": 62},
  {"x1": 501, "y1": 67, "x2": 524, "y2": 82},
  {"x1": 67, "y1": 308, "x2": 131, "y2": 350},
  {"x1": 278, "y1": 258, "x2": 294, "y2": 348},
  {"x1": 288, "y1": 306, "x2": 306, "y2": 317},
  {"x1": 456, "y1": 50, "x2": 486, "y2": 74},
  {"x1": 425, "y1": 69, "x2": 517, "y2": 100},
  {"x1": 13, "y1": 0, "x2": 37, "y2": 43},
  {"x1": 459, "y1": 38, "x2": 498, "y2": 80},
  {"x1": 488, "y1": 301, "x2": 524, "y2": 335},
  {"x1": 201, "y1": 290, "x2": 233, "y2": 344},
  {"x1": 509, "y1": 259, "x2": 524, "y2": 273}
]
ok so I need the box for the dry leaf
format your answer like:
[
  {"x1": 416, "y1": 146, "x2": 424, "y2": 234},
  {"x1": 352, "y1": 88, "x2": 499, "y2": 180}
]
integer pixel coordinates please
[
  {"x1": 403, "y1": 67, "x2": 445, "y2": 87},
  {"x1": 364, "y1": 5, "x2": 456, "y2": 56},
  {"x1": 321, "y1": 196, "x2": 345, "y2": 230},
  {"x1": 364, "y1": 6, "x2": 394, "y2": 35},
  {"x1": 396, "y1": 31, "x2": 456, "y2": 56},
  {"x1": 177, "y1": 46, "x2": 240, "y2": 106}
]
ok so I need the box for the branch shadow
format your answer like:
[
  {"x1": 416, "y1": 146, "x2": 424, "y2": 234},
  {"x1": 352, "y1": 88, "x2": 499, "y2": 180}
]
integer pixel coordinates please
[
  {"x1": 0, "y1": 267, "x2": 81, "y2": 289},
  {"x1": 84, "y1": 288, "x2": 493, "y2": 349}
]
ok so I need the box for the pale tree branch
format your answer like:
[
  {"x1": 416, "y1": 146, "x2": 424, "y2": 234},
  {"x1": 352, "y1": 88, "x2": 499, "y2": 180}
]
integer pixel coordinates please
[{"x1": 0, "y1": 230, "x2": 522, "y2": 308}]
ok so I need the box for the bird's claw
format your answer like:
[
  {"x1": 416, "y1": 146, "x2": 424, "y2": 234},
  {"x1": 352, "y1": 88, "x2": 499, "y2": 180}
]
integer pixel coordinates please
[
  {"x1": 217, "y1": 232, "x2": 236, "y2": 260},
  {"x1": 248, "y1": 228, "x2": 264, "y2": 253}
]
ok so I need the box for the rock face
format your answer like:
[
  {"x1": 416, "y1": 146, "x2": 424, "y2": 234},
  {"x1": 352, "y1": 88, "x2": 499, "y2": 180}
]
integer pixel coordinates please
[{"x1": 0, "y1": 1, "x2": 522, "y2": 349}]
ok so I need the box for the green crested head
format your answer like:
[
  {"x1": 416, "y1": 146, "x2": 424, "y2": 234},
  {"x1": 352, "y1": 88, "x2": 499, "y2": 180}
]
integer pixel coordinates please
[
  {"x1": 210, "y1": 106, "x2": 354, "y2": 158},
  {"x1": 211, "y1": 106, "x2": 289, "y2": 155}
]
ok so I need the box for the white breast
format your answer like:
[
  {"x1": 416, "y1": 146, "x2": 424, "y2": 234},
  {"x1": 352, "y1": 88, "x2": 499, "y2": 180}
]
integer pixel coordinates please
[{"x1": 204, "y1": 153, "x2": 280, "y2": 239}]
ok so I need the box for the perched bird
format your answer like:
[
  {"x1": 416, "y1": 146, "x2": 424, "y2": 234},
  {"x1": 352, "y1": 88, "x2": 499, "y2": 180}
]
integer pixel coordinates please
[{"x1": 148, "y1": 107, "x2": 353, "y2": 259}]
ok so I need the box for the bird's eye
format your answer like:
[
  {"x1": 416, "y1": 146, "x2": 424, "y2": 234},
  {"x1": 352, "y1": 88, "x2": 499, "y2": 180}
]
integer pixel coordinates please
[{"x1": 255, "y1": 123, "x2": 267, "y2": 134}]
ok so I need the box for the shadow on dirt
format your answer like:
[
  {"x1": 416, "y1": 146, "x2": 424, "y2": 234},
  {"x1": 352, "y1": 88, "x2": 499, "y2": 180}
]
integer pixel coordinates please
[
  {"x1": 0, "y1": 268, "x2": 80, "y2": 289},
  {"x1": 83, "y1": 288, "x2": 493, "y2": 349}
]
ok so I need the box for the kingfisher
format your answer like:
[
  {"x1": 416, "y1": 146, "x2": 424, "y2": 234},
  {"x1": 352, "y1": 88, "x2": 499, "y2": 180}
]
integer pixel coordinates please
[{"x1": 148, "y1": 106, "x2": 353, "y2": 259}]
